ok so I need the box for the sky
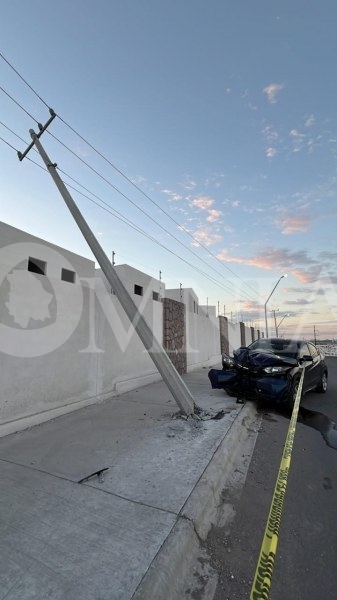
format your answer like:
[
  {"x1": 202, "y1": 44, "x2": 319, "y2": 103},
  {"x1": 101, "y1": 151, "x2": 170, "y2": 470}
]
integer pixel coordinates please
[{"x1": 1, "y1": 0, "x2": 337, "y2": 340}]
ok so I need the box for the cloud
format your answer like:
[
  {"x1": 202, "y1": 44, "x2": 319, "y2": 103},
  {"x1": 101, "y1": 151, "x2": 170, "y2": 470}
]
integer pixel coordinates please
[
  {"x1": 161, "y1": 188, "x2": 183, "y2": 201},
  {"x1": 223, "y1": 225, "x2": 235, "y2": 233},
  {"x1": 182, "y1": 176, "x2": 197, "y2": 190},
  {"x1": 192, "y1": 229, "x2": 223, "y2": 247},
  {"x1": 266, "y1": 147, "x2": 277, "y2": 158},
  {"x1": 275, "y1": 213, "x2": 312, "y2": 234},
  {"x1": 262, "y1": 126, "x2": 279, "y2": 143},
  {"x1": 305, "y1": 114, "x2": 315, "y2": 128},
  {"x1": 285, "y1": 286, "x2": 325, "y2": 295},
  {"x1": 232, "y1": 200, "x2": 240, "y2": 207},
  {"x1": 190, "y1": 196, "x2": 214, "y2": 210},
  {"x1": 285, "y1": 298, "x2": 314, "y2": 305},
  {"x1": 263, "y1": 83, "x2": 284, "y2": 103},
  {"x1": 216, "y1": 247, "x2": 315, "y2": 271},
  {"x1": 291, "y1": 268, "x2": 321, "y2": 284},
  {"x1": 289, "y1": 129, "x2": 306, "y2": 153},
  {"x1": 290, "y1": 129, "x2": 305, "y2": 138},
  {"x1": 206, "y1": 209, "x2": 222, "y2": 222}
]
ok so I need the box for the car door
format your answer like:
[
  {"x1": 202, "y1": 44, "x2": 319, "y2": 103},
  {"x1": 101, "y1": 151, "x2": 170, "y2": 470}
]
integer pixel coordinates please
[
  {"x1": 307, "y1": 342, "x2": 322, "y2": 389},
  {"x1": 298, "y1": 343, "x2": 315, "y2": 392}
]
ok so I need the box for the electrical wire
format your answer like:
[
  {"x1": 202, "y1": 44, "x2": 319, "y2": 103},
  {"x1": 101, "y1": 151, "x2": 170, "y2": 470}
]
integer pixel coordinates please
[
  {"x1": 34, "y1": 154, "x2": 257, "y2": 297},
  {"x1": 0, "y1": 85, "x2": 39, "y2": 123},
  {"x1": 0, "y1": 135, "x2": 18, "y2": 152},
  {"x1": 0, "y1": 52, "x2": 266, "y2": 304},
  {"x1": 0, "y1": 52, "x2": 50, "y2": 109},
  {"x1": 47, "y1": 130, "x2": 259, "y2": 300},
  {"x1": 0, "y1": 51, "x2": 264, "y2": 301},
  {"x1": 0, "y1": 128, "x2": 255, "y2": 301}
]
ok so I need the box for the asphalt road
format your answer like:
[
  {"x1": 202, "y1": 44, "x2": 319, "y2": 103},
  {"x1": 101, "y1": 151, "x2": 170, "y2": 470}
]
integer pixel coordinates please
[{"x1": 207, "y1": 356, "x2": 337, "y2": 600}]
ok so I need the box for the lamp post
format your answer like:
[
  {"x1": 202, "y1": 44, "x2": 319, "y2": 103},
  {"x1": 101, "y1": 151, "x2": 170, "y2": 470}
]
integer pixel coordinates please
[
  {"x1": 276, "y1": 313, "x2": 290, "y2": 338},
  {"x1": 264, "y1": 274, "x2": 287, "y2": 337}
]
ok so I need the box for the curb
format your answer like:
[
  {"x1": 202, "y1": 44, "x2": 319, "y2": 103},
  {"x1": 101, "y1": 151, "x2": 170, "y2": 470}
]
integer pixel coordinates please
[{"x1": 132, "y1": 401, "x2": 261, "y2": 600}]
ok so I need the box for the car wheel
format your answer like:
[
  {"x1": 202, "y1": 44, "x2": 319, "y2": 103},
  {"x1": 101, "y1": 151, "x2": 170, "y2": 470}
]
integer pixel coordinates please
[
  {"x1": 315, "y1": 371, "x2": 328, "y2": 393},
  {"x1": 287, "y1": 378, "x2": 301, "y2": 410}
]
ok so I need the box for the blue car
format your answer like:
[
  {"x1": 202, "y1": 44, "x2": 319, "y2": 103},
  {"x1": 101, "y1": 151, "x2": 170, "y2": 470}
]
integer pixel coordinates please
[{"x1": 209, "y1": 338, "x2": 328, "y2": 408}]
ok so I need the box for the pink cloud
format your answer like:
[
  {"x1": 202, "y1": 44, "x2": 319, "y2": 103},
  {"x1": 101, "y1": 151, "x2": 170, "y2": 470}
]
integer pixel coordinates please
[
  {"x1": 275, "y1": 214, "x2": 312, "y2": 234},
  {"x1": 291, "y1": 267, "x2": 325, "y2": 284},
  {"x1": 263, "y1": 83, "x2": 284, "y2": 103},
  {"x1": 190, "y1": 196, "x2": 214, "y2": 210},
  {"x1": 192, "y1": 229, "x2": 222, "y2": 247},
  {"x1": 216, "y1": 247, "x2": 315, "y2": 271},
  {"x1": 206, "y1": 209, "x2": 222, "y2": 222}
]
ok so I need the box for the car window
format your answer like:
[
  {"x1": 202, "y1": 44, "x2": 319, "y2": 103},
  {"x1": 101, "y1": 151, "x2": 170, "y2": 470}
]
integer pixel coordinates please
[
  {"x1": 308, "y1": 343, "x2": 319, "y2": 358},
  {"x1": 249, "y1": 340, "x2": 272, "y2": 351}
]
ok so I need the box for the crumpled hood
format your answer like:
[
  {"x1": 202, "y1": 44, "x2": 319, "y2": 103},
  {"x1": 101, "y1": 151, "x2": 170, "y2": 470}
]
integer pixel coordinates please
[{"x1": 234, "y1": 348, "x2": 298, "y2": 369}]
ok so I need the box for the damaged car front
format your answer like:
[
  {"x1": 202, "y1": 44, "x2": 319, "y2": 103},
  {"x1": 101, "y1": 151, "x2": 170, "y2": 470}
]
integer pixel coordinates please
[
  {"x1": 209, "y1": 338, "x2": 327, "y2": 408},
  {"x1": 233, "y1": 346, "x2": 299, "y2": 406}
]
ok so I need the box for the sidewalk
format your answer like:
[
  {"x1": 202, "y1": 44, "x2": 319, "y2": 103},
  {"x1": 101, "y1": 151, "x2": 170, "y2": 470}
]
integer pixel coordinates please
[{"x1": 0, "y1": 367, "x2": 259, "y2": 600}]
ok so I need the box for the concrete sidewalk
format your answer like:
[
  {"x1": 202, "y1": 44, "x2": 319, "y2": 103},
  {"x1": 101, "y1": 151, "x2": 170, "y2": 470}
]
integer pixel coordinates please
[{"x1": 0, "y1": 367, "x2": 260, "y2": 600}]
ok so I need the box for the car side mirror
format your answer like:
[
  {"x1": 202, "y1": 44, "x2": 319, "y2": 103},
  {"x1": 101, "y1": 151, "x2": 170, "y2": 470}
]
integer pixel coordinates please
[{"x1": 301, "y1": 355, "x2": 313, "y2": 363}]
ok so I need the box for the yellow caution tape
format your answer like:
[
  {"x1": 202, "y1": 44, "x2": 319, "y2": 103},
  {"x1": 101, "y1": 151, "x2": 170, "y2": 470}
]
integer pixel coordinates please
[{"x1": 250, "y1": 367, "x2": 305, "y2": 600}]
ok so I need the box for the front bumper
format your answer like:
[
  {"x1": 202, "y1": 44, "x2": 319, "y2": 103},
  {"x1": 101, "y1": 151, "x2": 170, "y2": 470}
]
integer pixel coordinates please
[
  {"x1": 254, "y1": 375, "x2": 290, "y2": 403},
  {"x1": 208, "y1": 368, "x2": 292, "y2": 404}
]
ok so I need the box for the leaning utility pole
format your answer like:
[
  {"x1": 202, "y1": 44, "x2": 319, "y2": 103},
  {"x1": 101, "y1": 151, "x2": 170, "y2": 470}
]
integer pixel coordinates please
[{"x1": 18, "y1": 114, "x2": 195, "y2": 415}]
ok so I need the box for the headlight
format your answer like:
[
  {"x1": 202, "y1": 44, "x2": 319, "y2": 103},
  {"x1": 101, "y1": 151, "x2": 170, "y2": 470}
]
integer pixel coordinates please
[{"x1": 263, "y1": 366, "x2": 291, "y2": 374}]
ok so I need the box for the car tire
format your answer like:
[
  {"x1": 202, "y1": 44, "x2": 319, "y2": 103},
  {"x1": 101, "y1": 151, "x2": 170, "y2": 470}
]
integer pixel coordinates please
[
  {"x1": 315, "y1": 371, "x2": 328, "y2": 393},
  {"x1": 287, "y1": 378, "x2": 302, "y2": 410}
]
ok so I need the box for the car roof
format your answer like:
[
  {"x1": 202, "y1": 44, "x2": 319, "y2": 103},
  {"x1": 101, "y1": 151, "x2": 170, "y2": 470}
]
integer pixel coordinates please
[
  {"x1": 250, "y1": 338, "x2": 312, "y2": 350},
  {"x1": 256, "y1": 338, "x2": 309, "y2": 345}
]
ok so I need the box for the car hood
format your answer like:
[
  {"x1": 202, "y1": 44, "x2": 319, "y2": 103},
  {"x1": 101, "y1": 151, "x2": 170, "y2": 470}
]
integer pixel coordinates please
[{"x1": 235, "y1": 348, "x2": 298, "y2": 369}]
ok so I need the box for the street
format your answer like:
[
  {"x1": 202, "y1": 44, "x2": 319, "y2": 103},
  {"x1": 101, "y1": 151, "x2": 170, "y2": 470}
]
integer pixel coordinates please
[{"x1": 207, "y1": 357, "x2": 337, "y2": 600}]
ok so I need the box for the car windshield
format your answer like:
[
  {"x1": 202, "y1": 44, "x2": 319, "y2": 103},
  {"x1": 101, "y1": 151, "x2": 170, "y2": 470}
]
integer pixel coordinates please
[{"x1": 249, "y1": 339, "x2": 300, "y2": 359}]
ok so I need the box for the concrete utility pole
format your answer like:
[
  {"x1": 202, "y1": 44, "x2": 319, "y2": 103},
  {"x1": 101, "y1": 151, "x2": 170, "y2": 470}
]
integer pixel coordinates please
[{"x1": 22, "y1": 125, "x2": 195, "y2": 416}]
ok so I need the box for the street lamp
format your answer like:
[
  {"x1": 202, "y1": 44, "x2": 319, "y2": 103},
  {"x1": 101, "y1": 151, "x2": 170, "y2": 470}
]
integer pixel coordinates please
[
  {"x1": 276, "y1": 313, "x2": 290, "y2": 338},
  {"x1": 264, "y1": 274, "x2": 287, "y2": 337}
]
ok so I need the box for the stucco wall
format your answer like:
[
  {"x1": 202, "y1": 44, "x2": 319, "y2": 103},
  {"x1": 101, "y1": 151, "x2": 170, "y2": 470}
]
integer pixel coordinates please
[
  {"x1": 186, "y1": 311, "x2": 221, "y2": 369},
  {"x1": 0, "y1": 222, "x2": 259, "y2": 436}
]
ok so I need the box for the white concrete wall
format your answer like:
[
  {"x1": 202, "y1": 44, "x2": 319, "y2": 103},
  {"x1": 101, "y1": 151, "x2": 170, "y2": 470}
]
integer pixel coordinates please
[
  {"x1": 0, "y1": 225, "x2": 169, "y2": 437},
  {"x1": 0, "y1": 223, "x2": 98, "y2": 435},
  {"x1": 227, "y1": 322, "x2": 242, "y2": 355},
  {"x1": 245, "y1": 326, "x2": 253, "y2": 346},
  {"x1": 95, "y1": 268, "x2": 162, "y2": 395},
  {"x1": 186, "y1": 312, "x2": 221, "y2": 370},
  {"x1": 0, "y1": 222, "x2": 258, "y2": 436}
]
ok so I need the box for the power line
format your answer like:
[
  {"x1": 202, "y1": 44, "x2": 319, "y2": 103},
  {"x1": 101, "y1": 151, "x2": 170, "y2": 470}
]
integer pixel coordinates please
[
  {"x1": 0, "y1": 52, "x2": 266, "y2": 303},
  {"x1": 0, "y1": 52, "x2": 50, "y2": 109},
  {"x1": 0, "y1": 85, "x2": 39, "y2": 123},
  {"x1": 0, "y1": 51, "x2": 263, "y2": 301},
  {"x1": 0, "y1": 132, "x2": 254, "y2": 301},
  {"x1": 47, "y1": 130, "x2": 258, "y2": 301},
  {"x1": 57, "y1": 114, "x2": 262, "y2": 300},
  {"x1": 0, "y1": 135, "x2": 18, "y2": 152},
  {"x1": 0, "y1": 120, "x2": 32, "y2": 146}
]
